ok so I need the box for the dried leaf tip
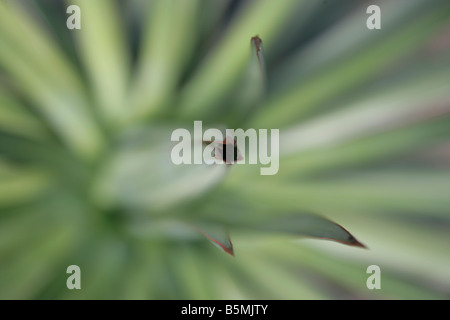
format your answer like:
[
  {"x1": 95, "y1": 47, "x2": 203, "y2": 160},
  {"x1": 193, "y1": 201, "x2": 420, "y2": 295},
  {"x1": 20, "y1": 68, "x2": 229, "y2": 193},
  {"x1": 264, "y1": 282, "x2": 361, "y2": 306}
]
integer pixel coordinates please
[
  {"x1": 204, "y1": 232, "x2": 234, "y2": 256},
  {"x1": 195, "y1": 225, "x2": 235, "y2": 257},
  {"x1": 251, "y1": 35, "x2": 263, "y2": 52}
]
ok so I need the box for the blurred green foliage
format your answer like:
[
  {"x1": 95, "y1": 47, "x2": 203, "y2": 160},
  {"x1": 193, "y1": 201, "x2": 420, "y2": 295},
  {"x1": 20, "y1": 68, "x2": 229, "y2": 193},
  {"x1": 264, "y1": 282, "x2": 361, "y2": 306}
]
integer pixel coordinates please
[{"x1": 0, "y1": 0, "x2": 450, "y2": 299}]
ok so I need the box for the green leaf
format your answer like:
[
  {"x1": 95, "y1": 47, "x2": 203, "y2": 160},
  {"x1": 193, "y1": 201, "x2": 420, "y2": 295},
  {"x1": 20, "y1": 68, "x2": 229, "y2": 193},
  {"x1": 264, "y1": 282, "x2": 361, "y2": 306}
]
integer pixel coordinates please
[
  {"x1": 252, "y1": 213, "x2": 366, "y2": 248},
  {"x1": 192, "y1": 189, "x2": 365, "y2": 247},
  {"x1": 118, "y1": 243, "x2": 165, "y2": 299},
  {"x1": 225, "y1": 169, "x2": 450, "y2": 217},
  {"x1": 0, "y1": 1, "x2": 105, "y2": 161},
  {"x1": 0, "y1": 89, "x2": 50, "y2": 141},
  {"x1": 92, "y1": 126, "x2": 228, "y2": 211},
  {"x1": 251, "y1": 2, "x2": 450, "y2": 128},
  {"x1": 178, "y1": 0, "x2": 299, "y2": 119},
  {"x1": 68, "y1": 0, "x2": 130, "y2": 127},
  {"x1": 0, "y1": 224, "x2": 76, "y2": 299},
  {"x1": 278, "y1": 64, "x2": 450, "y2": 157},
  {"x1": 233, "y1": 250, "x2": 327, "y2": 299},
  {"x1": 231, "y1": 35, "x2": 267, "y2": 123},
  {"x1": 261, "y1": 241, "x2": 448, "y2": 300},
  {"x1": 171, "y1": 246, "x2": 217, "y2": 298},
  {"x1": 61, "y1": 238, "x2": 128, "y2": 300},
  {"x1": 0, "y1": 166, "x2": 53, "y2": 207},
  {"x1": 127, "y1": 0, "x2": 201, "y2": 124},
  {"x1": 272, "y1": 0, "x2": 434, "y2": 91},
  {"x1": 277, "y1": 117, "x2": 450, "y2": 177}
]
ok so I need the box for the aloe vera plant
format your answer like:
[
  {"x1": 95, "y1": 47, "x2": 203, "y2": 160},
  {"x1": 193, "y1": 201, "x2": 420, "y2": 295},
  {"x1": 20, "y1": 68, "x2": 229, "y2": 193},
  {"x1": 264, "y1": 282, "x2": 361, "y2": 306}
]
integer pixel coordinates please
[{"x1": 0, "y1": 0, "x2": 450, "y2": 300}]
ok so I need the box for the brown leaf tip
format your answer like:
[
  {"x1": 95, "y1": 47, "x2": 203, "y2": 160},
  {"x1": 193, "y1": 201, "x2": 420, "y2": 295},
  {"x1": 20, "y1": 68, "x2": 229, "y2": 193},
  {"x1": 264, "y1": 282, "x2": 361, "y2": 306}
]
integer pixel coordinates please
[
  {"x1": 251, "y1": 35, "x2": 263, "y2": 52},
  {"x1": 196, "y1": 227, "x2": 235, "y2": 257},
  {"x1": 224, "y1": 245, "x2": 235, "y2": 257}
]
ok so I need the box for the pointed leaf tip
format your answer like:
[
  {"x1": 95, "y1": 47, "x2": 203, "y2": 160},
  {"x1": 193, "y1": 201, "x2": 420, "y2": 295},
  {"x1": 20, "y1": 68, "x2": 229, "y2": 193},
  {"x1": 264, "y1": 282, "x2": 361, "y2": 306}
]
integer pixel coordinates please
[
  {"x1": 250, "y1": 35, "x2": 265, "y2": 71},
  {"x1": 330, "y1": 223, "x2": 368, "y2": 249},
  {"x1": 256, "y1": 213, "x2": 367, "y2": 249},
  {"x1": 194, "y1": 223, "x2": 234, "y2": 256},
  {"x1": 251, "y1": 35, "x2": 262, "y2": 52}
]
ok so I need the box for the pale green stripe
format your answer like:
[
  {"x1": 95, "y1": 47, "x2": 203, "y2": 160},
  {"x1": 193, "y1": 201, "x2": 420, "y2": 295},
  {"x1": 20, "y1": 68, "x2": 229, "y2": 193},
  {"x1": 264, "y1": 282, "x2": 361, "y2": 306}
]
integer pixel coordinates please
[{"x1": 68, "y1": 0, "x2": 130, "y2": 126}]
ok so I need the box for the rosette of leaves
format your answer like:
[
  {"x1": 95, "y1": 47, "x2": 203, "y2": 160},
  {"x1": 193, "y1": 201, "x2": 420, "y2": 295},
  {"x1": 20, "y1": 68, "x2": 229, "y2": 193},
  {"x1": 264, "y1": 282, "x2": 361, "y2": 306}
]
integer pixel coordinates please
[{"x1": 0, "y1": 0, "x2": 449, "y2": 299}]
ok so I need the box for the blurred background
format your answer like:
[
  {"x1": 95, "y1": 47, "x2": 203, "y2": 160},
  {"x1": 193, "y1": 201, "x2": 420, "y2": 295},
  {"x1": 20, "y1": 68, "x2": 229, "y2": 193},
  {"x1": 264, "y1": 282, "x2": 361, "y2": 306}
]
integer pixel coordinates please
[{"x1": 0, "y1": 0, "x2": 449, "y2": 299}]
